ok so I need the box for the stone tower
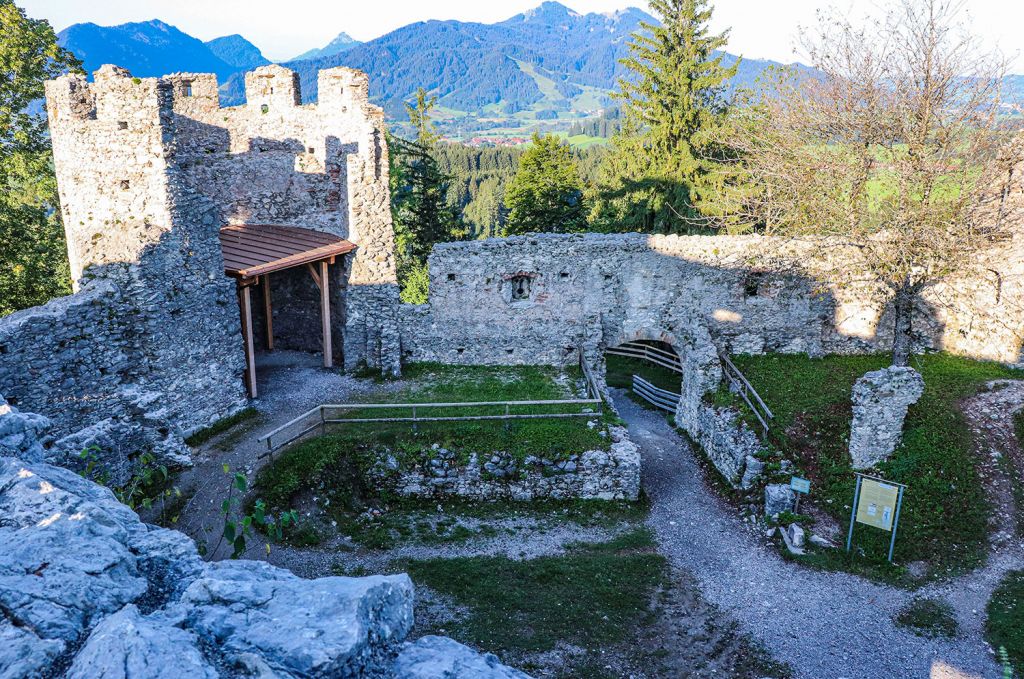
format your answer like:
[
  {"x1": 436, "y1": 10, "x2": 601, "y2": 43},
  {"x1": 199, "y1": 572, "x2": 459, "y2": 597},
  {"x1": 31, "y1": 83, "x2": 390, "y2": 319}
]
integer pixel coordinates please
[{"x1": 44, "y1": 63, "x2": 401, "y2": 384}]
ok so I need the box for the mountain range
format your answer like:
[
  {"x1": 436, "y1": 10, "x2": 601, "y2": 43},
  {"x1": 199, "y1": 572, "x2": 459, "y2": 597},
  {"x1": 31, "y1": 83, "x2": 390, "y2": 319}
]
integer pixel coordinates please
[
  {"x1": 56, "y1": 2, "x2": 1020, "y2": 136},
  {"x1": 290, "y1": 32, "x2": 361, "y2": 62}
]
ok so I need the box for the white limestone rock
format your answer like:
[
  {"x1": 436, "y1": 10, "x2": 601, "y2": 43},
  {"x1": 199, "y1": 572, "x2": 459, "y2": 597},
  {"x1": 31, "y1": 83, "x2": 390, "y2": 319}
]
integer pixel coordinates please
[
  {"x1": 764, "y1": 483, "x2": 795, "y2": 517},
  {"x1": 0, "y1": 395, "x2": 50, "y2": 462},
  {"x1": 740, "y1": 455, "x2": 764, "y2": 490},
  {"x1": 179, "y1": 561, "x2": 415, "y2": 677},
  {"x1": 0, "y1": 458, "x2": 148, "y2": 645},
  {"x1": 0, "y1": 619, "x2": 64, "y2": 679},
  {"x1": 66, "y1": 605, "x2": 217, "y2": 679},
  {"x1": 849, "y1": 366, "x2": 925, "y2": 469},
  {"x1": 393, "y1": 636, "x2": 532, "y2": 678}
]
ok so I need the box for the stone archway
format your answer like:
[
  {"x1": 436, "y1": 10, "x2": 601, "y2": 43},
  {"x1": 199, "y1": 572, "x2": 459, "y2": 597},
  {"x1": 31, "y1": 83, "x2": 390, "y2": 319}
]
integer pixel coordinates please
[{"x1": 601, "y1": 321, "x2": 723, "y2": 430}]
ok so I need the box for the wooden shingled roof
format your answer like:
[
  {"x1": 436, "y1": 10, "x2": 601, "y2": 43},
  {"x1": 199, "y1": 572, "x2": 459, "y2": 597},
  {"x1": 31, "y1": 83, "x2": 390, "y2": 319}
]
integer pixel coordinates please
[{"x1": 219, "y1": 224, "x2": 356, "y2": 281}]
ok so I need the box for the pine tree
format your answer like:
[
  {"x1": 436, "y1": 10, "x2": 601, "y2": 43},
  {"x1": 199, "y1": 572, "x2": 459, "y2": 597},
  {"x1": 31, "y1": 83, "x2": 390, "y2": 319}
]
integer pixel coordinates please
[
  {"x1": 504, "y1": 133, "x2": 587, "y2": 235},
  {"x1": 592, "y1": 0, "x2": 738, "y2": 234},
  {"x1": 389, "y1": 88, "x2": 461, "y2": 303}
]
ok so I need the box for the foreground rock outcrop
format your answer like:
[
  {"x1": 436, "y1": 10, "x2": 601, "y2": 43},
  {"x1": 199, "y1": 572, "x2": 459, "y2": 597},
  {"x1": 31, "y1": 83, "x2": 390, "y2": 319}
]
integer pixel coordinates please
[{"x1": 0, "y1": 453, "x2": 525, "y2": 678}]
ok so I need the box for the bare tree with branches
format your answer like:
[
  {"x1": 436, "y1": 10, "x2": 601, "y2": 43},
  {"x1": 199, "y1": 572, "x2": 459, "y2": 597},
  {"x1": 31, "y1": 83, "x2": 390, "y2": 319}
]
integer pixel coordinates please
[{"x1": 718, "y1": 0, "x2": 1022, "y2": 366}]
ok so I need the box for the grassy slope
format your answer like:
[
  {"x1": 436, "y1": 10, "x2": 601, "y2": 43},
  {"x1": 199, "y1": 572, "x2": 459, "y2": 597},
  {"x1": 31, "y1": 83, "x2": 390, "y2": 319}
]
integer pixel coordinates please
[
  {"x1": 406, "y1": 529, "x2": 666, "y2": 654},
  {"x1": 729, "y1": 353, "x2": 1021, "y2": 577},
  {"x1": 987, "y1": 570, "x2": 1024, "y2": 674},
  {"x1": 254, "y1": 363, "x2": 608, "y2": 515}
]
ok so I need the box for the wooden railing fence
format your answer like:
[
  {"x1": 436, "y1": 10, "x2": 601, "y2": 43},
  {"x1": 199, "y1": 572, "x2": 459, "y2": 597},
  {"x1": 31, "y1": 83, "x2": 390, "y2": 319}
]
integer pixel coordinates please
[{"x1": 257, "y1": 349, "x2": 605, "y2": 456}]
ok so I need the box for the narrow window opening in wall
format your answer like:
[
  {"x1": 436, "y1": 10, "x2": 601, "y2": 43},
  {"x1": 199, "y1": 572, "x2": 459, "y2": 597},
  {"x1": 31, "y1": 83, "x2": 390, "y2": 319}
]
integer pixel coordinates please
[
  {"x1": 506, "y1": 348, "x2": 514, "y2": 355},
  {"x1": 182, "y1": 80, "x2": 193, "y2": 97},
  {"x1": 457, "y1": 348, "x2": 465, "y2": 355},
  {"x1": 743, "y1": 272, "x2": 764, "y2": 297},
  {"x1": 511, "y1": 275, "x2": 532, "y2": 300},
  {"x1": 120, "y1": 180, "x2": 130, "y2": 190},
  {"x1": 604, "y1": 274, "x2": 613, "y2": 281},
  {"x1": 261, "y1": 104, "x2": 269, "y2": 114},
  {"x1": 447, "y1": 273, "x2": 456, "y2": 281},
  {"x1": 560, "y1": 272, "x2": 569, "y2": 279},
  {"x1": 308, "y1": 147, "x2": 315, "y2": 154},
  {"x1": 0, "y1": 343, "x2": 6, "y2": 354},
  {"x1": 117, "y1": 121, "x2": 128, "y2": 130}
]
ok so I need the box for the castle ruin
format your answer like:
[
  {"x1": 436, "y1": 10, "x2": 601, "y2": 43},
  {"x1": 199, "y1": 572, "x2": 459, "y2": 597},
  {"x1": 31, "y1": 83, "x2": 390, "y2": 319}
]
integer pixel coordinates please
[{"x1": 0, "y1": 63, "x2": 1022, "y2": 483}]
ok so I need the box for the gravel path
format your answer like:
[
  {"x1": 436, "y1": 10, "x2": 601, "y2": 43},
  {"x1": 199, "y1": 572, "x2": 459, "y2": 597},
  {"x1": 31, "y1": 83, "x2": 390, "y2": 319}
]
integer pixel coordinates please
[
  {"x1": 613, "y1": 390, "x2": 1006, "y2": 679},
  {"x1": 173, "y1": 350, "x2": 402, "y2": 559},
  {"x1": 265, "y1": 520, "x2": 628, "y2": 578}
]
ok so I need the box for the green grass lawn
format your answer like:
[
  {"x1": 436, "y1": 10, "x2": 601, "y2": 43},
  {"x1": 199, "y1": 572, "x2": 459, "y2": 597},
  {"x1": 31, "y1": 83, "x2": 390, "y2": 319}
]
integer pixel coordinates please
[
  {"x1": 251, "y1": 363, "x2": 617, "y2": 546},
  {"x1": 726, "y1": 353, "x2": 1021, "y2": 581},
  {"x1": 406, "y1": 529, "x2": 665, "y2": 654},
  {"x1": 895, "y1": 597, "x2": 959, "y2": 638},
  {"x1": 987, "y1": 570, "x2": 1024, "y2": 674}
]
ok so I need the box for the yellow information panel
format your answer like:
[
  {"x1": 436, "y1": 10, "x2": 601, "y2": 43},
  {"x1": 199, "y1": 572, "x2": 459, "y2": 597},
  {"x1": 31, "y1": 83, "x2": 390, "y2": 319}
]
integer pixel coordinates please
[{"x1": 855, "y1": 478, "x2": 900, "y2": 531}]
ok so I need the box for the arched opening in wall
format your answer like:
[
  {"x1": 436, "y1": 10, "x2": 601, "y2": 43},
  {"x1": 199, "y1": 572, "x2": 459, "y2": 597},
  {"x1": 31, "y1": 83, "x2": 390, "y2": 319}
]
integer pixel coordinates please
[{"x1": 604, "y1": 338, "x2": 682, "y2": 412}]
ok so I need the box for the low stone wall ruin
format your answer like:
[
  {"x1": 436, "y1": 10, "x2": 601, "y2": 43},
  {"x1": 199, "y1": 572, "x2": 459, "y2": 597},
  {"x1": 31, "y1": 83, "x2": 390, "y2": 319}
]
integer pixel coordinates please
[{"x1": 367, "y1": 426, "x2": 641, "y2": 502}]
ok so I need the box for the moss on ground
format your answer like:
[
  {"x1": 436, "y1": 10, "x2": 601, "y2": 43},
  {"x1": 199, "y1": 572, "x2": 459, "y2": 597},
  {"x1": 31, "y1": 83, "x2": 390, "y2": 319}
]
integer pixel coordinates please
[
  {"x1": 724, "y1": 353, "x2": 1022, "y2": 581},
  {"x1": 185, "y1": 407, "x2": 259, "y2": 447},
  {"x1": 895, "y1": 597, "x2": 959, "y2": 638},
  {"x1": 406, "y1": 528, "x2": 666, "y2": 654},
  {"x1": 987, "y1": 570, "x2": 1024, "y2": 675}
]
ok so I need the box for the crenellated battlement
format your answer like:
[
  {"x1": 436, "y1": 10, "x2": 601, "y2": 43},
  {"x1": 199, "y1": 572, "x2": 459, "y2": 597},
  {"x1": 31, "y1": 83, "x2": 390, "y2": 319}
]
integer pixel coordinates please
[{"x1": 45, "y1": 63, "x2": 380, "y2": 133}]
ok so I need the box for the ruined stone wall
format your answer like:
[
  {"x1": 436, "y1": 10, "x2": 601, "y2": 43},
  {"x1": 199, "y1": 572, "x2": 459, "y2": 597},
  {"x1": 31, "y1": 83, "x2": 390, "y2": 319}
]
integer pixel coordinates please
[
  {"x1": 402, "y1": 232, "x2": 1024, "y2": 366},
  {"x1": 0, "y1": 63, "x2": 402, "y2": 477},
  {"x1": 401, "y1": 231, "x2": 1023, "y2": 483},
  {"x1": 367, "y1": 427, "x2": 641, "y2": 502},
  {"x1": 164, "y1": 65, "x2": 399, "y2": 373}
]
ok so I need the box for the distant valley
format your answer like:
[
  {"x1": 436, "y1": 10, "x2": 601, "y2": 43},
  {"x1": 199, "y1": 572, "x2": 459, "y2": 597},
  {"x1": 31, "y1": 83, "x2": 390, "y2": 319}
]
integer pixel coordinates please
[{"x1": 56, "y1": 1, "x2": 1022, "y2": 143}]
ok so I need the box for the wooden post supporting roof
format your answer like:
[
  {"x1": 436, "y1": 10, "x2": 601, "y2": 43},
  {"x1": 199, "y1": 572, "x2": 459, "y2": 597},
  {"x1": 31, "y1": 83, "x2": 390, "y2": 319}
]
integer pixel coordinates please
[
  {"x1": 218, "y1": 224, "x2": 356, "y2": 397},
  {"x1": 261, "y1": 275, "x2": 273, "y2": 351},
  {"x1": 320, "y1": 260, "x2": 333, "y2": 368},
  {"x1": 239, "y1": 284, "x2": 257, "y2": 398}
]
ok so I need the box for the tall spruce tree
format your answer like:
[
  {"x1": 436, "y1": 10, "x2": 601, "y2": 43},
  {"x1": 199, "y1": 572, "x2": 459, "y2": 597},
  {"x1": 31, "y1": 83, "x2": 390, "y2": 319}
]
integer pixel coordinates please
[
  {"x1": 592, "y1": 0, "x2": 738, "y2": 233},
  {"x1": 504, "y1": 133, "x2": 587, "y2": 235},
  {"x1": 389, "y1": 88, "x2": 461, "y2": 303},
  {"x1": 0, "y1": 2, "x2": 80, "y2": 316}
]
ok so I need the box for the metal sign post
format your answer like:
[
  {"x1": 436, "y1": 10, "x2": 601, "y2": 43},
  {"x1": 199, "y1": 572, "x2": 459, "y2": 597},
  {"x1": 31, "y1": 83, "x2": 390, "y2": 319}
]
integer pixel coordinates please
[
  {"x1": 789, "y1": 476, "x2": 810, "y2": 514},
  {"x1": 846, "y1": 473, "x2": 907, "y2": 563}
]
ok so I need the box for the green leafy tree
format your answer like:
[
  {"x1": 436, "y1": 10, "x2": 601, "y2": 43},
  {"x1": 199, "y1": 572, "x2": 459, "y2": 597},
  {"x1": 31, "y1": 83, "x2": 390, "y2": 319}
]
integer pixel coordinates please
[
  {"x1": 0, "y1": 1, "x2": 80, "y2": 316},
  {"x1": 504, "y1": 133, "x2": 587, "y2": 235},
  {"x1": 390, "y1": 88, "x2": 462, "y2": 302},
  {"x1": 592, "y1": 0, "x2": 738, "y2": 233}
]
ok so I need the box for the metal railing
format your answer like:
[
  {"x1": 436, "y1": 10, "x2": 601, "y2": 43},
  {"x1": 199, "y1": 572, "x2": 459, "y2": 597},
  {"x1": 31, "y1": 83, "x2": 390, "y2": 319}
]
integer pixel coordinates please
[
  {"x1": 718, "y1": 351, "x2": 774, "y2": 439},
  {"x1": 631, "y1": 375, "x2": 681, "y2": 412},
  {"x1": 605, "y1": 341, "x2": 682, "y2": 374},
  {"x1": 257, "y1": 349, "x2": 605, "y2": 456}
]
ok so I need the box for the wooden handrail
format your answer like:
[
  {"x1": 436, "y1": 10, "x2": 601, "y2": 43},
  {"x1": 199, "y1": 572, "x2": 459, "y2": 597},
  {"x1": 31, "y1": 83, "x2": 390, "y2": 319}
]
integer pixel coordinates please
[
  {"x1": 258, "y1": 348, "x2": 606, "y2": 455},
  {"x1": 717, "y1": 351, "x2": 773, "y2": 439}
]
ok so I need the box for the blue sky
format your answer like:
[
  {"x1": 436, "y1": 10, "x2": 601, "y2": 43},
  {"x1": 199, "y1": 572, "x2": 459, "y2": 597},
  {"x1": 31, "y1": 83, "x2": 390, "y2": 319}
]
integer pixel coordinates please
[{"x1": 19, "y1": 0, "x2": 1024, "y2": 69}]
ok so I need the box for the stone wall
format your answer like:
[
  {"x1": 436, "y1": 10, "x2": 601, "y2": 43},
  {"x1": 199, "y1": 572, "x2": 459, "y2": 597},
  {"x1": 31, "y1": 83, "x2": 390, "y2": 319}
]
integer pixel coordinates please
[
  {"x1": 0, "y1": 63, "x2": 402, "y2": 476},
  {"x1": 401, "y1": 230, "x2": 1023, "y2": 484},
  {"x1": 402, "y1": 232, "x2": 1024, "y2": 368},
  {"x1": 848, "y1": 366, "x2": 925, "y2": 469},
  {"x1": 368, "y1": 426, "x2": 641, "y2": 502}
]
